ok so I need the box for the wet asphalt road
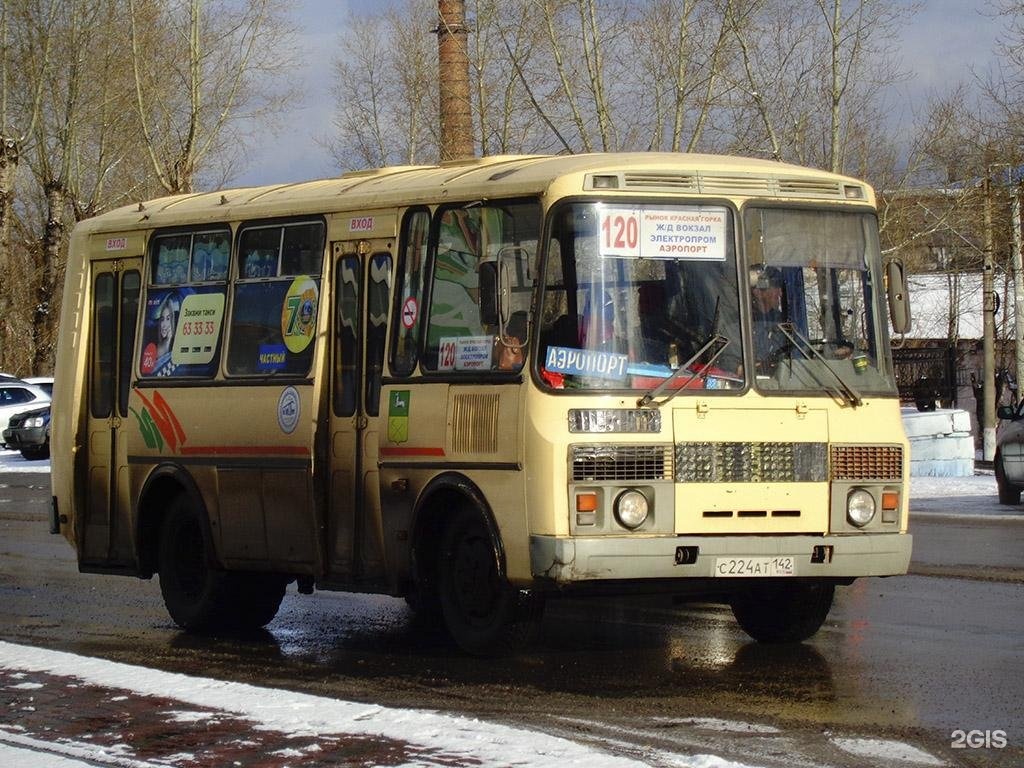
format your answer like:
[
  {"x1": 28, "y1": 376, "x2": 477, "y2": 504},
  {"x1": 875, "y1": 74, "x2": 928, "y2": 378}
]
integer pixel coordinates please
[{"x1": 1, "y1": 470, "x2": 1022, "y2": 768}]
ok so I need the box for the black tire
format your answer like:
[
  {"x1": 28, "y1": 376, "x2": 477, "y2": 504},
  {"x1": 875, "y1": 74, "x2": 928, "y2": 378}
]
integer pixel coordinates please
[
  {"x1": 405, "y1": 584, "x2": 445, "y2": 633},
  {"x1": 20, "y1": 444, "x2": 49, "y2": 461},
  {"x1": 230, "y1": 573, "x2": 288, "y2": 629},
  {"x1": 158, "y1": 495, "x2": 236, "y2": 631},
  {"x1": 438, "y1": 508, "x2": 541, "y2": 655},
  {"x1": 730, "y1": 580, "x2": 834, "y2": 644},
  {"x1": 995, "y1": 452, "x2": 1022, "y2": 505}
]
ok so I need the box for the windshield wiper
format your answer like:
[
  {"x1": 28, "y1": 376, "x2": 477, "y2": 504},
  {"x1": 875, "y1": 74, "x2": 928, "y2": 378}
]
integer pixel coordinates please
[
  {"x1": 637, "y1": 335, "x2": 731, "y2": 409},
  {"x1": 775, "y1": 323, "x2": 862, "y2": 407}
]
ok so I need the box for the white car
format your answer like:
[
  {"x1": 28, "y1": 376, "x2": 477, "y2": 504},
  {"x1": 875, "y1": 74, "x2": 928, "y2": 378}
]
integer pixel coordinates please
[
  {"x1": 0, "y1": 382, "x2": 51, "y2": 448},
  {"x1": 23, "y1": 376, "x2": 54, "y2": 396}
]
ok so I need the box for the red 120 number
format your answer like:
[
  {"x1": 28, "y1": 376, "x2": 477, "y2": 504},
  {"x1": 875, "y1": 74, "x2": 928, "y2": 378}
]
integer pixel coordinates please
[{"x1": 601, "y1": 213, "x2": 639, "y2": 251}]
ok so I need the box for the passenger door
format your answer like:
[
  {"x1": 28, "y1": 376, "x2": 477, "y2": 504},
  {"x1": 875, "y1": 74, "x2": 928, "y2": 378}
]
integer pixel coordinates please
[
  {"x1": 327, "y1": 243, "x2": 393, "y2": 582},
  {"x1": 82, "y1": 258, "x2": 141, "y2": 566}
]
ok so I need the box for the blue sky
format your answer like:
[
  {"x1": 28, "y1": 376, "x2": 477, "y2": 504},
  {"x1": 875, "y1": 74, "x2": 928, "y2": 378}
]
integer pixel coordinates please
[{"x1": 234, "y1": 0, "x2": 1003, "y2": 187}]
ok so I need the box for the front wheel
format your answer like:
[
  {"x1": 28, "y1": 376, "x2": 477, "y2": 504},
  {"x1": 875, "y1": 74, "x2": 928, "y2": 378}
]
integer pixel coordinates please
[
  {"x1": 730, "y1": 580, "x2": 834, "y2": 644},
  {"x1": 20, "y1": 444, "x2": 49, "y2": 461},
  {"x1": 438, "y1": 508, "x2": 541, "y2": 655}
]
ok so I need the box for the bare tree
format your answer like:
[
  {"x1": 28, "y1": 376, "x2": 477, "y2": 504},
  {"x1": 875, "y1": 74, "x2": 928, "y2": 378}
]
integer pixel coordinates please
[
  {"x1": 723, "y1": 0, "x2": 913, "y2": 173},
  {"x1": 0, "y1": 0, "x2": 58, "y2": 372},
  {"x1": 22, "y1": 0, "x2": 150, "y2": 373},
  {"x1": 126, "y1": 0, "x2": 298, "y2": 195},
  {"x1": 329, "y1": 0, "x2": 438, "y2": 168}
]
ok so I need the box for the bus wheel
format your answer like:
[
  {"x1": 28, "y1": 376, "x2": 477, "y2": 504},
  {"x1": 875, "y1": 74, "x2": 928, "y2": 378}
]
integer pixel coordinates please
[
  {"x1": 438, "y1": 509, "x2": 539, "y2": 655},
  {"x1": 158, "y1": 495, "x2": 233, "y2": 631},
  {"x1": 229, "y1": 573, "x2": 288, "y2": 629},
  {"x1": 730, "y1": 581, "x2": 834, "y2": 644}
]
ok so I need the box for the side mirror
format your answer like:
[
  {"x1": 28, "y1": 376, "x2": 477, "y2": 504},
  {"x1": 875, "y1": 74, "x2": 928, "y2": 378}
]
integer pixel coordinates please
[
  {"x1": 997, "y1": 404, "x2": 1018, "y2": 421},
  {"x1": 478, "y1": 262, "x2": 499, "y2": 327},
  {"x1": 478, "y1": 260, "x2": 511, "y2": 329},
  {"x1": 885, "y1": 259, "x2": 911, "y2": 335}
]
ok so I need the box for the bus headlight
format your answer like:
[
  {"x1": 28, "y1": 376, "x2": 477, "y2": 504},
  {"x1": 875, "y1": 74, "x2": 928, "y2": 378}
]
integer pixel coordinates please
[
  {"x1": 614, "y1": 489, "x2": 649, "y2": 530},
  {"x1": 847, "y1": 489, "x2": 876, "y2": 527}
]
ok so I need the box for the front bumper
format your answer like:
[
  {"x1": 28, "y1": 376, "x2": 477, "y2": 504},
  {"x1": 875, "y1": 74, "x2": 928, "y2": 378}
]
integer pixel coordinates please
[
  {"x1": 2, "y1": 426, "x2": 47, "y2": 450},
  {"x1": 531, "y1": 532, "x2": 912, "y2": 582}
]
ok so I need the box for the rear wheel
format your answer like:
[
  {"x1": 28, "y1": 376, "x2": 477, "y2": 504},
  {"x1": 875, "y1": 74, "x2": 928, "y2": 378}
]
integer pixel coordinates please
[
  {"x1": 438, "y1": 508, "x2": 541, "y2": 655},
  {"x1": 159, "y1": 496, "x2": 287, "y2": 631},
  {"x1": 158, "y1": 495, "x2": 234, "y2": 631},
  {"x1": 230, "y1": 573, "x2": 288, "y2": 629},
  {"x1": 995, "y1": 452, "x2": 1022, "y2": 505},
  {"x1": 730, "y1": 580, "x2": 834, "y2": 644}
]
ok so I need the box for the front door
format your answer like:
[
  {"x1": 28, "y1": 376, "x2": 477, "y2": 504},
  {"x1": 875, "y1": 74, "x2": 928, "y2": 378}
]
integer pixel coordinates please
[
  {"x1": 82, "y1": 257, "x2": 141, "y2": 566},
  {"x1": 327, "y1": 243, "x2": 393, "y2": 582}
]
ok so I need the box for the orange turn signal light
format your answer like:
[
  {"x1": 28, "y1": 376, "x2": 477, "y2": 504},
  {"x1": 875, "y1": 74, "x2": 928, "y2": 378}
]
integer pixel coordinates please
[
  {"x1": 576, "y1": 493, "x2": 599, "y2": 512},
  {"x1": 881, "y1": 491, "x2": 899, "y2": 511}
]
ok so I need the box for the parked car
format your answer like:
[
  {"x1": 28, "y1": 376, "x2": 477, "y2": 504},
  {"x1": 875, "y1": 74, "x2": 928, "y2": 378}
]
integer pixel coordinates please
[
  {"x1": 2, "y1": 405, "x2": 50, "y2": 460},
  {"x1": 995, "y1": 401, "x2": 1024, "y2": 504},
  {"x1": 0, "y1": 382, "x2": 51, "y2": 448},
  {"x1": 23, "y1": 376, "x2": 54, "y2": 396}
]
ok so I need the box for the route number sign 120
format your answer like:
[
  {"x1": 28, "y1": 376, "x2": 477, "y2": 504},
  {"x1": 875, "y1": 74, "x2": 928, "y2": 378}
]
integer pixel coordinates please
[{"x1": 599, "y1": 209, "x2": 641, "y2": 257}]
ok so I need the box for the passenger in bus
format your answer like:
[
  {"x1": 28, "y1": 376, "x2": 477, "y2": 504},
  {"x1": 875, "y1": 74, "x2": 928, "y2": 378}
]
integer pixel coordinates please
[{"x1": 494, "y1": 311, "x2": 527, "y2": 371}]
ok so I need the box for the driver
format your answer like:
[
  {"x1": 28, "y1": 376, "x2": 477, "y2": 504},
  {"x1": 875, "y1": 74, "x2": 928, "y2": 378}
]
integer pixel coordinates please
[{"x1": 751, "y1": 265, "x2": 786, "y2": 369}]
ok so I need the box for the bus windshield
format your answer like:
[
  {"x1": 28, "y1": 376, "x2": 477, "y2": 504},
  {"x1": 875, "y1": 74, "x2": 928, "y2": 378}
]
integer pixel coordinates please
[
  {"x1": 537, "y1": 201, "x2": 743, "y2": 391},
  {"x1": 537, "y1": 202, "x2": 896, "y2": 398},
  {"x1": 744, "y1": 207, "x2": 896, "y2": 397}
]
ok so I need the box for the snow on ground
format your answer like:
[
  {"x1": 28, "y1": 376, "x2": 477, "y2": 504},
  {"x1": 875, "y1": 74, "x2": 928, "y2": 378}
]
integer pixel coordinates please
[
  {"x1": 0, "y1": 449, "x2": 50, "y2": 474},
  {"x1": 0, "y1": 741, "x2": 101, "y2": 768},
  {"x1": 830, "y1": 737, "x2": 946, "y2": 766},
  {"x1": 909, "y1": 470, "x2": 1024, "y2": 517},
  {"x1": 0, "y1": 641, "x2": 761, "y2": 768}
]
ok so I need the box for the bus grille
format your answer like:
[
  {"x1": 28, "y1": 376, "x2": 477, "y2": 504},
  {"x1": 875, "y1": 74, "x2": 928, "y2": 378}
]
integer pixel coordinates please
[
  {"x1": 675, "y1": 442, "x2": 827, "y2": 483},
  {"x1": 450, "y1": 394, "x2": 500, "y2": 454},
  {"x1": 830, "y1": 445, "x2": 903, "y2": 481},
  {"x1": 619, "y1": 172, "x2": 848, "y2": 199},
  {"x1": 623, "y1": 172, "x2": 698, "y2": 191},
  {"x1": 571, "y1": 445, "x2": 673, "y2": 481}
]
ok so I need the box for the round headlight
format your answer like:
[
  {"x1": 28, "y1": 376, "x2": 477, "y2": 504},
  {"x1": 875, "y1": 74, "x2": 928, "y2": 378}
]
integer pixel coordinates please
[
  {"x1": 847, "y1": 489, "x2": 876, "y2": 527},
  {"x1": 614, "y1": 489, "x2": 649, "y2": 529}
]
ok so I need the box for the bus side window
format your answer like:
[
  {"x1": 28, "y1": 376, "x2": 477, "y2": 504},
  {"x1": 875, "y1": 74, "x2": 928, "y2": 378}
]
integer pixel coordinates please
[
  {"x1": 228, "y1": 220, "x2": 324, "y2": 377},
  {"x1": 390, "y1": 209, "x2": 430, "y2": 376},
  {"x1": 91, "y1": 274, "x2": 116, "y2": 418},
  {"x1": 366, "y1": 253, "x2": 392, "y2": 415},
  {"x1": 334, "y1": 255, "x2": 361, "y2": 417}
]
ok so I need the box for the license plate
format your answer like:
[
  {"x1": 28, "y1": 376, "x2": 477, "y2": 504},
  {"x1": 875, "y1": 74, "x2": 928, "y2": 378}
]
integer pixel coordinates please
[{"x1": 714, "y1": 556, "x2": 795, "y2": 577}]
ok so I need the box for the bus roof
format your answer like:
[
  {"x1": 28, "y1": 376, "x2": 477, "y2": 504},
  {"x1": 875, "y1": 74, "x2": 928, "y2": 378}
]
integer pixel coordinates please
[{"x1": 74, "y1": 152, "x2": 875, "y2": 235}]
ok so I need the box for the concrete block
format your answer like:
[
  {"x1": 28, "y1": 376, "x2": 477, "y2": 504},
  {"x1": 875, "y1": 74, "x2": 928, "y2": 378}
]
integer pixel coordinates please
[
  {"x1": 908, "y1": 458, "x2": 975, "y2": 477},
  {"x1": 950, "y1": 409, "x2": 972, "y2": 433},
  {"x1": 908, "y1": 434, "x2": 974, "y2": 462},
  {"x1": 901, "y1": 408, "x2": 973, "y2": 439}
]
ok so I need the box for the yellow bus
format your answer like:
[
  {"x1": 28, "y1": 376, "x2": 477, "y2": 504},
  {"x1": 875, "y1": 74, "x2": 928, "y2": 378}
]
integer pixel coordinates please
[{"x1": 51, "y1": 153, "x2": 913, "y2": 653}]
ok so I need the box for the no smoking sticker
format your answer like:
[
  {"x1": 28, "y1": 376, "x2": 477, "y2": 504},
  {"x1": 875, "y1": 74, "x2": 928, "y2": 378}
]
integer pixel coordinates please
[{"x1": 401, "y1": 297, "x2": 418, "y2": 329}]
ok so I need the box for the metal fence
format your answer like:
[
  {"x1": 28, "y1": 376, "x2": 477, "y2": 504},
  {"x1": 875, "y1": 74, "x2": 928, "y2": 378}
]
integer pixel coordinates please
[{"x1": 892, "y1": 345, "x2": 958, "y2": 407}]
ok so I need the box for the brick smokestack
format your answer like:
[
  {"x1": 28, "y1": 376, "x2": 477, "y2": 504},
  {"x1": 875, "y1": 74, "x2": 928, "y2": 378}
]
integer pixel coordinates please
[{"x1": 436, "y1": 0, "x2": 474, "y2": 161}]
